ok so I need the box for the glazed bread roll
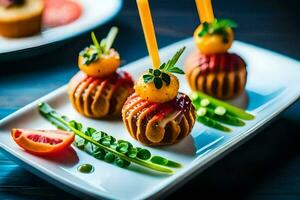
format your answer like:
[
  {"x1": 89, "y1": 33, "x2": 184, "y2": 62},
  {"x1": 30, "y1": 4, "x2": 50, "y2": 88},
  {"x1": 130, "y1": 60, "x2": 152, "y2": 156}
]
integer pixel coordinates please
[
  {"x1": 68, "y1": 71, "x2": 134, "y2": 119},
  {"x1": 122, "y1": 92, "x2": 195, "y2": 146},
  {"x1": 185, "y1": 51, "x2": 247, "y2": 99},
  {"x1": 0, "y1": 0, "x2": 43, "y2": 37}
]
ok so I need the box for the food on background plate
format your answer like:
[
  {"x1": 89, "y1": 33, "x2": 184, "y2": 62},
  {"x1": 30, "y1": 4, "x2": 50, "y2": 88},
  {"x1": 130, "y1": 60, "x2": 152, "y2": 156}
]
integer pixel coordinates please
[
  {"x1": 185, "y1": 0, "x2": 247, "y2": 100},
  {"x1": 0, "y1": 0, "x2": 44, "y2": 37},
  {"x1": 122, "y1": 0, "x2": 196, "y2": 146},
  {"x1": 191, "y1": 91, "x2": 255, "y2": 132},
  {"x1": 68, "y1": 27, "x2": 134, "y2": 119},
  {"x1": 0, "y1": 0, "x2": 82, "y2": 38},
  {"x1": 11, "y1": 128, "x2": 74, "y2": 155},
  {"x1": 43, "y1": 0, "x2": 82, "y2": 27},
  {"x1": 39, "y1": 102, "x2": 181, "y2": 174}
]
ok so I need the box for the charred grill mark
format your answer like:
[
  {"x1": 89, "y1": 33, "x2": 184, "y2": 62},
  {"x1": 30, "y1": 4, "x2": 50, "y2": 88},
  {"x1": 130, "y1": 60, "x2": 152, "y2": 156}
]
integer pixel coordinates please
[
  {"x1": 137, "y1": 104, "x2": 159, "y2": 144},
  {"x1": 75, "y1": 77, "x2": 93, "y2": 115},
  {"x1": 128, "y1": 101, "x2": 151, "y2": 139},
  {"x1": 234, "y1": 74, "x2": 240, "y2": 95},
  {"x1": 83, "y1": 79, "x2": 99, "y2": 117},
  {"x1": 162, "y1": 121, "x2": 181, "y2": 144},
  {"x1": 68, "y1": 73, "x2": 87, "y2": 114},
  {"x1": 222, "y1": 74, "x2": 229, "y2": 98},
  {"x1": 193, "y1": 67, "x2": 202, "y2": 91},
  {"x1": 91, "y1": 80, "x2": 108, "y2": 117},
  {"x1": 110, "y1": 85, "x2": 134, "y2": 116},
  {"x1": 177, "y1": 116, "x2": 188, "y2": 140},
  {"x1": 211, "y1": 78, "x2": 218, "y2": 96}
]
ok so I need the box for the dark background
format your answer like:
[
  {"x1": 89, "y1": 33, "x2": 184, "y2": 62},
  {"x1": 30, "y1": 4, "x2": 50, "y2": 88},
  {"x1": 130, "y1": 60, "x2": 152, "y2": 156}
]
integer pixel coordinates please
[{"x1": 0, "y1": 0, "x2": 300, "y2": 199}]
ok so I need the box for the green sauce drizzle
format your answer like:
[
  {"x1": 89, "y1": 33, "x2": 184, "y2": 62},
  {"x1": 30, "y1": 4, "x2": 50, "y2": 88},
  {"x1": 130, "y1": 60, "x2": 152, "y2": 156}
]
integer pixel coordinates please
[{"x1": 77, "y1": 164, "x2": 94, "y2": 174}]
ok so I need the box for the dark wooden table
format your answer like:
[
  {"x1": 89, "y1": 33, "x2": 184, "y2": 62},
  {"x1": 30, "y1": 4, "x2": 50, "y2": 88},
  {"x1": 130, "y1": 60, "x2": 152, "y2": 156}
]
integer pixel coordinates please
[{"x1": 0, "y1": 0, "x2": 300, "y2": 199}]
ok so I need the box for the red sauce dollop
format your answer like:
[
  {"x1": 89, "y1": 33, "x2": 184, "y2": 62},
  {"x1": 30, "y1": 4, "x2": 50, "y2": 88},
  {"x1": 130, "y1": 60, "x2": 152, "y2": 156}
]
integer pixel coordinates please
[{"x1": 43, "y1": 0, "x2": 82, "y2": 27}]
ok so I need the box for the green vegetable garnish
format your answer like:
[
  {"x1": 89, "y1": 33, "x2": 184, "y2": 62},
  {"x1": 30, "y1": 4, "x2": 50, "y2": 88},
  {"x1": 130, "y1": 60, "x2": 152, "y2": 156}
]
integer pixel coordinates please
[
  {"x1": 192, "y1": 91, "x2": 254, "y2": 132},
  {"x1": 79, "y1": 46, "x2": 98, "y2": 65},
  {"x1": 80, "y1": 27, "x2": 119, "y2": 65},
  {"x1": 150, "y1": 156, "x2": 181, "y2": 168},
  {"x1": 77, "y1": 164, "x2": 94, "y2": 173},
  {"x1": 214, "y1": 106, "x2": 226, "y2": 116},
  {"x1": 143, "y1": 47, "x2": 186, "y2": 89},
  {"x1": 104, "y1": 26, "x2": 118, "y2": 53},
  {"x1": 204, "y1": 107, "x2": 245, "y2": 126},
  {"x1": 197, "y1": 107, "x2": 207, "y2": 117},
  {"x1": 193, "y1": 91, "x2": 255, "y2": 120},
  {"x1": 39, "y1": 103, "x2": 181, "y2": 174},
  {"x1": 198, "y1": 19, "x2": 237, "y2": 43},
  {"x1": 200, "y1": 99, "x2": 210, "y2": 107},
  {"x1": 197, "y1": 116, "x2": 231, "y2": 132},
  {"x1": 91, "y1": 32, "x2": 102, "y2": 54}
]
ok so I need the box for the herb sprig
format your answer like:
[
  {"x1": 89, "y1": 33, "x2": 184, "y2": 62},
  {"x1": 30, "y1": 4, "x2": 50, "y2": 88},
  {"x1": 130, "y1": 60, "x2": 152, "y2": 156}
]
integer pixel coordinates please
[
  {"x1": 143, "y1": 47, "x2": 186, "y2": 89},
  {"x1": 80, "y1": 27, "x2": 119, "y2": 65},
  {"x1": 38, "y1": 103, "x2": 181, "y2": 174},
  {"x1": 198, "y1": 19, "x2": 237, "y2": 43}
]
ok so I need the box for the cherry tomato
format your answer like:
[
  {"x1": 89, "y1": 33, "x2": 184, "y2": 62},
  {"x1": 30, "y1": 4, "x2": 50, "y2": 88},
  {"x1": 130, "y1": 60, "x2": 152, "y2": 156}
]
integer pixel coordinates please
[
  {"x1": 11, "y1": 129, "x2": 75, "y2": 155},
  {"x1": 78, "y1": 49, "x2": 121, "y2": 78},
  {"x1": 194, "y1": 25, "x2": 234, "y2": 54},
  {"x1": 134, "y1": 73, "x2": 179, "y2": 103}
]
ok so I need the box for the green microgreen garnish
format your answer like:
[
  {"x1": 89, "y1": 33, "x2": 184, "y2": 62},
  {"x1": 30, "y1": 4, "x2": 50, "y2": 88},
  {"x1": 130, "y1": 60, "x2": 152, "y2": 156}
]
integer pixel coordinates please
[
  {"x1": 38, "y1": 103, "x2": 181, "y2": 174},
  {"x1": 198, "y1": 19, "x2": 237, "y2": 43},
  {"x1": 91, "y1": 32, "x2": 102, "y2": 55},
  {"x1": 79, "y1": 46, "x2": 98, "y2": 65},
  {"x1": 143, "y1": 47, "x2": 186, "y2": 89},
  {"x1": 80, "y1": 27, "x2": 119, "y2": 65},
  {"x1": 104, "y1": 26, "x2": 118, "y2": 53}
]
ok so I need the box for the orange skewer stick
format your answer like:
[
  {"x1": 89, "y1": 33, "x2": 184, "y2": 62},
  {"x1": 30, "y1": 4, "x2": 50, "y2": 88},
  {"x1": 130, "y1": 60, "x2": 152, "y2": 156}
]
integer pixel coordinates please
[
  {"x1": 195, "y1": 0, "x2": 215, "y2": 23},
  {"x1": 136, "y1": 0, "x2": 161, "y2": 68}
]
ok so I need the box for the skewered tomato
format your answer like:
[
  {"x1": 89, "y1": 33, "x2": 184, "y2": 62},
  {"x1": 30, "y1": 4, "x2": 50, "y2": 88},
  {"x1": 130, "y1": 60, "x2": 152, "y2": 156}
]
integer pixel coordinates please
[
  {"x1": 11, "y1": 129, "x2": 75, "y2": 155},
  {"x1": 78, "y1": 48, "x2": 121, "y2": 78},
  {"x1": 194, "y1": 24, "x2": 234, "y2": 54},
  {"x1": 134, "y1": 73, "x2": 179, "y2": 103}
]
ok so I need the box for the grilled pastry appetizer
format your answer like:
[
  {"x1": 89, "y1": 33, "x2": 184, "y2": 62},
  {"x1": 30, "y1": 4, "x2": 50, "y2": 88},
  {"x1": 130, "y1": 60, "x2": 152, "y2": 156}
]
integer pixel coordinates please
[
  {"x1": 122, "y1": 47, "x2": 196, "y2": 146},
  {"x1": 0, "y1": 0, "x2": 43, "y2": 38},
  {"x1": 68, "y1": 27, "x2": 134, "y2": 118},
  {"x1": 185, "y1": 19, "x2": 247, "y2": 99}
]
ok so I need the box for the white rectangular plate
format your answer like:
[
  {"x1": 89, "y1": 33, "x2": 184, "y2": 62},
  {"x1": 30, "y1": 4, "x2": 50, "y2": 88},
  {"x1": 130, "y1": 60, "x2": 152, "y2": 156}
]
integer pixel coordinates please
[
  {"x1": 0, "y1": 0, "x2": 122, "y2": 54},
  {"x1": 0, "y1": 38, "x2": 299, "y2": 200}
]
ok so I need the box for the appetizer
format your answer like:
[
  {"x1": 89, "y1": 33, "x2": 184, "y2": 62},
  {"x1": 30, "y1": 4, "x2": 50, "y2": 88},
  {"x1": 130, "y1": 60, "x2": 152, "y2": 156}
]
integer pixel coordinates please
[
  {"x1": 185, "y1": 0, "x2": 247, "y2": 100},
  {"x1": 122, "y1": 48, "x2": 196, "y2": 146},
  {"x1": 11, "y1": 128, "x2": 74, "y2": 155},
  {"x1": 39, "y1": 103, "x2": 181, "y2": 174},
  {"x1": 0, "y1": 0, "x2": 44, "y2": 37},
  {"x1": 123, "y1": 0, "x2": 196, "y2": 146},
  {"x1": 68, "y1": 27, "x2": 134, "y2": 119}
]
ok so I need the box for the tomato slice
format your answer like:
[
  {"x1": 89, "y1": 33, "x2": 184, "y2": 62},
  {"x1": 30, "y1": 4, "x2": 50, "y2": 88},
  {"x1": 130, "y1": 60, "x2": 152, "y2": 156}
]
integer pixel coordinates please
[{"x1": 11, "y1": 129, "x2": 75, "y2": 155}]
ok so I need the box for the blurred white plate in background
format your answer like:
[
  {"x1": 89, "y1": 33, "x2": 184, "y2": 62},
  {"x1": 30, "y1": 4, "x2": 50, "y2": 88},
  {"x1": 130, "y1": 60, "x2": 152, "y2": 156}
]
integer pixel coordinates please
[{"x1": 0, "y1": 0, "x2": 122, "y2": 57}]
